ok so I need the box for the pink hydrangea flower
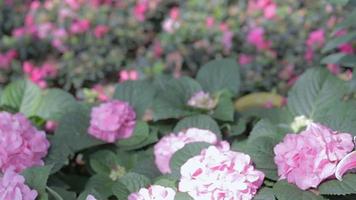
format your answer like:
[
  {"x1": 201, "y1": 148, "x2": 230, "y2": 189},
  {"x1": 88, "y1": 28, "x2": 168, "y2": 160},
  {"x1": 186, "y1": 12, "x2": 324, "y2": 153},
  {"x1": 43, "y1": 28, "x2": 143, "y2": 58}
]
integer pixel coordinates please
[
  {"x1": 187, "y1": 91, "x2": 217, "y2": 110},
  {"x1": 93, "y1": 25, "x2": 109, "y2": 38},
  {"x1": 205, "y1": 16, "x2": 215, "y2": 28},
  {"x1": 0, "y1": 168, "x2": 38, "y2": 200},
  {"x1": 128, "y1": 185, "x2": 176, "y2": 200},
  {"x1": 239, "y1": 54, "x2": 253, "y2": 65},
  {"x1": 133, "y1": 0, "x2": 148, "y2": 22},
  {"x1": 306, "y1": 29, "x2": 325, "y2": 48},
  {"x1": 179, "y1": 144, "x2": 264, "y2": 200},
  {"x1": 70, "y1": 19, "x2": 91, "y2": 34},
  {"x1": 0, "y1": 50, "x2": 17, "y2": 70},
  {"x1": 88, "y1": 100, "x2": 136, "y2": 143},
  {"x1": 274, "y1": 123, "x2": 354, "y2": 190},
  {"x1": 0, "y1": 112, "x2": 50, "y2": 173},
  {"x1": 247, "y1": 27, "x2": 271, "y2": 50},
  {"x1": 154, "y1": 128, "x2": 218, "y2": 174},
  {"x1": 248, "y1": 0, "x2": 277, "y2": 20}
]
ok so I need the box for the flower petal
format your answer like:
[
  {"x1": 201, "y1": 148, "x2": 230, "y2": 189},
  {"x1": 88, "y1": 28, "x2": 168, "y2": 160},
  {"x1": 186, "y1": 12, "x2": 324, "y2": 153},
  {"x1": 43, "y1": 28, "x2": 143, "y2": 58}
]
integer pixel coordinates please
[{"x1": 335, "y1": 151, "x2": 356, "y2": 181}]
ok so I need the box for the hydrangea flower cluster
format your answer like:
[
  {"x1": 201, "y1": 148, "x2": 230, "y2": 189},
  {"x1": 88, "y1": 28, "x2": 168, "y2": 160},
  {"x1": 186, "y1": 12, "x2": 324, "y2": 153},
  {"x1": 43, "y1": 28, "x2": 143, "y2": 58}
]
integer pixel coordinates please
[
  {"x1": 187, "y1": 91, "x2": 217, "y2": 110},
  {"x1": 128, "y1": 185, "x2": 176, "y2": 200},
  {"x1": 0, "y1": 112, "x2": 50, "y2": 173},
  {"x1": 88, "y1": 100, "x2": 136, "y2": 143},
  {"x1": 179, "y1": 144, "x2": 264, "y2": 200},
  {"x1": 154, "y1": 128, "x2": 218, "y2": 174},
  {"x1": 274, "y1": 123, "x2": 354, "y2": 190},
  {"x1": 0, "y1": 168, "x2": 38, "y2": 200}
]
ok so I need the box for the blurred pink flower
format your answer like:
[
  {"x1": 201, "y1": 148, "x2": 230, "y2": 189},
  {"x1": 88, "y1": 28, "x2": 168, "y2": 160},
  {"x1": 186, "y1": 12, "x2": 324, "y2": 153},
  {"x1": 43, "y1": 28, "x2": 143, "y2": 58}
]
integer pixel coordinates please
[
  {"x1": 93, "y1": 84, "x2": 109, "y2": 101},
  {"x1": 88, "y1": 100, "x2": 136, "y2": 143},
  {"x1": 154, "y1": 128, "x2": 218, "y2": 174},
  {"x1": 94, "y1": 25, "x2": 109, "y2": 38},
  {"x1": 179, "y1": 144, "x2": 264, "y2": 200},
  {"x1": 169, "y1": 7, "x2": 180, "y2": 20},
  {"x1": 119, "y1": 69, "x2": 139, "y2": 83},
  {"x1": 0, "y1": 112, "x2": 50, "y2": 173},
  {"x1": 86, "y1": 195, "x2": 97, "y2": 200},
  {"x1": 222, "y1": 31, "x2": 234, "y2": 51},
  {"x1": 239, "y1": 54, "x2": 253, "y2": 65},
  {"x1": 65, "y1": 0, "x2": 81, "y2": 10},
  {"x1": 0, "y1": 168, "x2": 38, "y2": 200},
  {"x1": 327, "y1": 64, "x2": 341, "y2": 75},
  {"x1": 248, "y1": 0, "x2": 277, "y2": 20},
  {"x1": 304, "y1": 48, "x2": 314, "y2": 63},
  {"x1": 0, "y1": 50, "x2": 17, "y2": 70},
  {"x1": 128, "y1": 185, "x2": 176, "y2": 200},
  {"x1": 278, "y1": 64, "x2": 295, "y2": 80},
  {"x1": 187, "y1": 91, "x2": 217, "y2": 110},
  {"x1": 247, "y1": 27, "x2": 271, "y2": 50},
  {"x1": 306, "y1": 29, "x2": 325, "y2": 48},
  {"x1": 153, "y1": 40, "x2": 163, "y2": 58},
  {"x1": 205, "y1": 16, "x2": 215, "y2": 28},
  {"x1": 22, "y1": 61, "x2": 58, "y2": 88},
  {"x1": 134, "y1": 0, "x2": 148, "y2": 22},
  {"x1": 274, "y1": 123, "x2": 354, "y2": 190},
  {"x1": 70, "y1": 19, "x2": 91, "y2": 34},
  {"x1": 45, "y1": 120, "x2": 58, "y2": 132},
  {"x1": 339, "y1": 43, "x2": 354, "y2": 54}
]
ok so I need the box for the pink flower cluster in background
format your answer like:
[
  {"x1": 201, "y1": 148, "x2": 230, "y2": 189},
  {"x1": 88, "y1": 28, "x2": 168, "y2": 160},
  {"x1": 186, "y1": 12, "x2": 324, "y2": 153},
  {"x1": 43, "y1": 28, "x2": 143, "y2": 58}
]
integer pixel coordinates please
[
  {"x1": 23, "y1": 61, "x2": 58, "y2": 88},
  {"x1": 154, "y1": 128, "x2": 218, "y2": 174},
  {"x1": 304, "y1": 29, "x2": 325, "y2": 63},
  {"x1": 0, "y1": 168, "x2": 38, "y2": 200},
  {"x1": 119, "y1": 69, "x2": 139, "y2": 83},
  {"x1": 247, "y1": 27, "x2": 272, "y2": 50},
  {"x1": 274, "y1": 123, "x2": 353, "y2": 190},
  {"x1": 0, "y1": 50, "x2": 17, "y2": 70},
  {"x1": 248, "y1": 0, "x2": 277, "y2": 20},
  {"x1": 128, "y1": 185, "x2": 176, "y2": 200},
  {"x1": 0, "y1": 112, "x2": 50, "y2": 173},
  {"x1": 88, "y1": 100, "x2": 136, "y2": 143},
  {"x1": 179, "y1": 144, "x2": 264, "y2": 199}
]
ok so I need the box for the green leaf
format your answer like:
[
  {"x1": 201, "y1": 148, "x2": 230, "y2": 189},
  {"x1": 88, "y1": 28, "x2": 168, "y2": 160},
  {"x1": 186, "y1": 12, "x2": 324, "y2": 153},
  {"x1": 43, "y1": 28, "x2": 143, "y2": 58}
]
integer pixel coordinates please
[
  {"x1": 174, "y1": 192, "x2": 194, "y2": 200},
  {"x1": 211, "y1": 92, "x2": 234, "y2": 121},
  {"x1": 170, "y1": 142, "x2": 211, "y2": 178},
  {"x1": 22, "y1": 165, "x2": 52, "y2": 199},
  {"x1": 287, "y1": 68, "x2": 347, "y2": 119},
  {"x1": 90, "y1": 150, "x2": 119, "y2": 175},
  {"x1": 319, "y1": 174, "x2": 356, "y2": 195},
  {"x1": 0, "y1": 79, "x2": 42, "y2": 116},
  {"x1": 326, "y1": 0, "x2": 349, "y2": 6},
  {"x1": 47, "y1": 187, "x2": 76, "y2": 200},
  {"x1": 273, "y1": 181, "x2": 326, "y2": 200},
  {"x1": 173, "y1": 114, "x2": 221, "y2": 135},
  {"x1": 254, "y1": 187, "x2": 276, "y2": 200},
  {"x1": 131, "y1": 152, "x2": 161, "y2": 180},
  {"x1": 35, "y1": 89, "x2": 77, "y2": 121},
  {"x1": 116, "y1": 121, "x2": 150, "y2": 150},
  {"x1": 196, "y1": 58, "x2": 240, "y2": 96},
  {"x1": 334, "y1": 10, "x2": 356, "y2": 32},
  {"x1": 113, "y1": 80, "x2": 156, "y2": 119},
  {"x1": 85, "y1": 174, "x2": 115, "y2": 199},
  {"x1": 152, "y1": 77, "x2": 202, "y2": 120},
  {"x1": 321, "y1": 53, "x2": 356, "y2": 67},
  {"x1": 45, "y1": 105, "x2": 103, "y2": 172},
  {"x1": 229, "y1": 119, "x2": 247, "y2": 137},
  {"x1": 323, "y1": 32, "x2": 356, "y2": 52},
  {"x1": 112, "y1": 173, "x2": 151, "y2": 199},
  {"x1": 154, "y1": 176, "x2": 177, "y2": 189},
  {"x1": 77, "y1": 189, "x2": 103, "y2": 200}
]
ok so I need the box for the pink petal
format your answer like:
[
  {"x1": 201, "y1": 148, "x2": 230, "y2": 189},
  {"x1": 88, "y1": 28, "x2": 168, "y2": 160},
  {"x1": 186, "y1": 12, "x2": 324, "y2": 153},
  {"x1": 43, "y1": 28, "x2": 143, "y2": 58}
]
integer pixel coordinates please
[{"x1": 335, "y1": 151, "x2": 356, "y2": 181}]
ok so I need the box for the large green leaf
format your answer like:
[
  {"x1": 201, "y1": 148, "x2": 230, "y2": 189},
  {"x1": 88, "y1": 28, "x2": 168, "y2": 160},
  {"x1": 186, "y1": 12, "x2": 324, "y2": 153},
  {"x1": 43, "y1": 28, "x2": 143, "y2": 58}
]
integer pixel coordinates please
[
  {"x1": 113, "y1": 80, "x2": 156, "y2": 119},
  {"x1": 45, "y1": 105, "x2": 103, "y2": 172},
  {"x1": 196, "y1": 58, "x2": 240, "y2": 96},
  {"x1": 35, "y1": 89, "x2": 77, "y2": 121},
  {"x1": 287, "y1": 68, "x2": 347, "y2": 119},
  {"x1": 211, "y1": 92, "x2": 234, "y2": 121},
  {"x1": 0, "y1": 79, "x2": 42, "y2": 116},
  {"x1": 112, "y1": 173, "x2": 151, "y2": 200},
  {"x1": 334, "y1": 10, "x2": 356, "y2": 32},
  {"x1": 174, "y1": 192, "x2": 194, "y2": 200},
  {"x1": 173, "y1": 114, "x2": 221, "y2": 136},
  {"x1": 170, "y1": 142, "x2": 211, "y2": 178},
  {"x1": 273, "y1": 181, "x2": 326, "y2": 200},
  {"x1": 321, "y1": 53, "x2": 356, "y2": 67},
  {"x1": 152, "y1": 77, "x2": 202, "y2": 120},
  {"x1": 323, "y1": 32, "x2": 356, "y2": 52},
  {"x1": 116, "y1": 121, "x2": 151, "y2": 150},
  {"x1": 254, "y1": 187, "x2": 276, "y2": 200},
  {"x1": 22, "y1": 165, "x2": 52, "y2": 200},
  {"x1": 89, "y1": 150, "x2": 120, "y2": 176},
  {"x1": 319, "y1": 174, "x2": 356, "y2": 195},
  {"x1": 85, "y1": 174, "x2": 115, "y2": 198}
]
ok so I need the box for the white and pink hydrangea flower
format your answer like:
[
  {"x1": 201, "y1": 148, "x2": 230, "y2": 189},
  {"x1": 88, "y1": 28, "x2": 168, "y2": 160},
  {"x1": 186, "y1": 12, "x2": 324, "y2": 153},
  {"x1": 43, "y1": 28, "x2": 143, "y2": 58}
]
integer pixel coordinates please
[
  {"x1": 179, "y1": 144, "x2": 264, "y2": 200},
  {"x1": 128, "y1": 185, "x2": 176, "y2": 200},
  {"x1": 154, "y1": 128, "x2": 218, "y2": 174},
  {"x1": 274, "y1": 123, "x2": 354, "y2": 190},
  {"x1": 88, "y1": 100, "x2": 136, "y2": 143},
  {"x1": 0, "y1": 112, "x2": 50, "y2": 173}
]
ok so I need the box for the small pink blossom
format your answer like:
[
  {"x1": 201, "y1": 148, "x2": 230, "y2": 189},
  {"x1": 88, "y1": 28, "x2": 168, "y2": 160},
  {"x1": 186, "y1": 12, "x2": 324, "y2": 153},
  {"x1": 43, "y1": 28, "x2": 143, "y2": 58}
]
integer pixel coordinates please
[
  {"x1": 274, "y1": 123, "x2": 354, "y2": 190},
  {"x1": 248, "y1": 0, "x2": 277, "y2": 20},
  {"x1": 88, "y1": 100, "x2": 136, "y2": 143},
  {"x1": 133, "y1": 0, "x2": 148, "y2": 22},
  {"x1": 247, "y1": 27, "x2": 271, "y2": 50},
  {"x1": 278, "y1": 64, "x2": 295, "y2": 80},
  {"x1": 169, "y1": 7, "x2": 180, "y2": 20},
  {"x1": 65, "y1": 0, "x2": 81, "y2": 10},
  {"x1": 304, "y1": 48, "x2": 314, "y2": 63},
  {"x1": 153, "y1": 40, "x2": 163, "y2": 58},
  {"x1": 222, "y1": 31, "x2": 234, "y2": 51},
  {"x1": 45, "y1": 121, "x2": 58, "y2": 132},
  {"x1": 162, "y1": 18, "x2": 180, "y2": 34},
  {"x1": 179, "y1": 144, "x2": 264, "y2": 200},
  {"x1": 239, "y1": 54, "x2": 253, "y2": 65},
  {"x1": 306, "y1": 29, "x2": 325, "y2": 48},
  {"x1": 0, "y1": 168, "x2": 38, "y2": 200},
  {"x1": 0, "y1": 50, "x2": 17, "y2": 70},
  {"x1": 119, "y1": 69, "x2": 139, "y2": 83},
  {"x1": 327, "y1": 64, "x2": 341, "y2": 75},
  {"x1": 154, "y1": 128, "x2": 218, "y2": 174},
  {"x1": 70, "y1": 19, "x2": 91, "y2": 34},
  {"x1": 93, "y1": 25, "x2": 109, "y2": 38},
  {"x1": 92, "y1": 84, "x2": 109, "y2": 101},
  {"x1": 128, "y1": 185, "x2": 175, "y2": 200},
  {"x1": 205, "y1": 16, "x2": 215, "y2": 28},
  {"x1": 0, "y1": 112, "x2": 50, "y2": 173},
  {"x1": 86, "y1": 194, "x2": 97, "y2": 200}
]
